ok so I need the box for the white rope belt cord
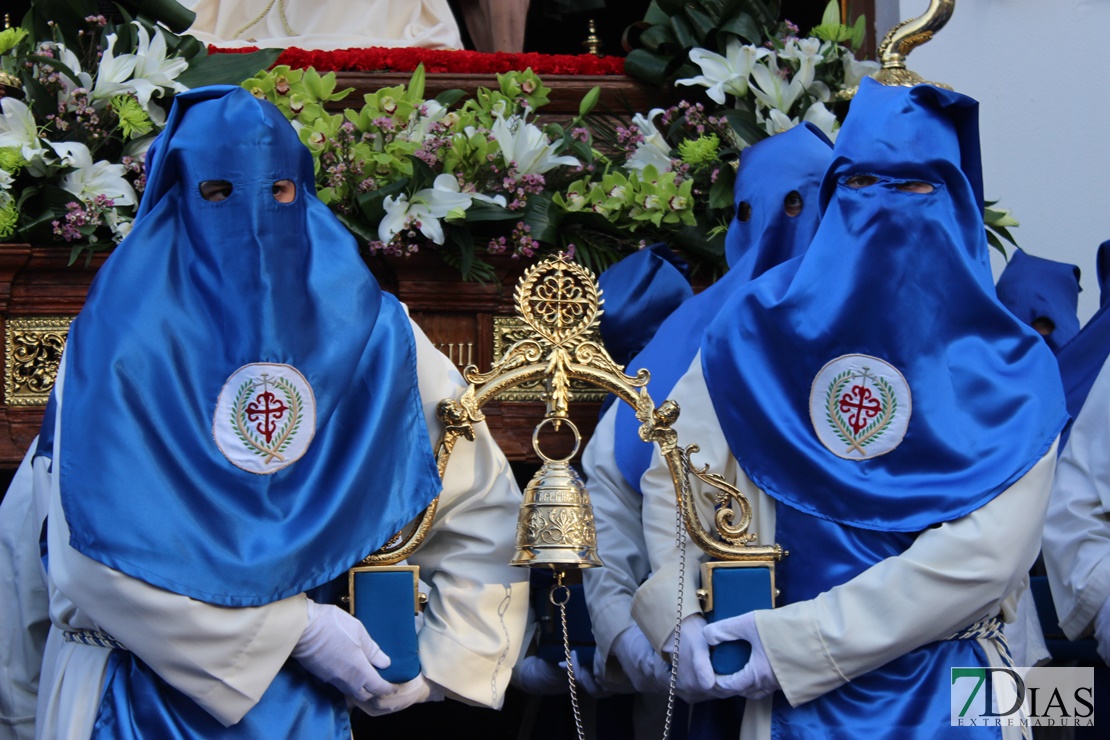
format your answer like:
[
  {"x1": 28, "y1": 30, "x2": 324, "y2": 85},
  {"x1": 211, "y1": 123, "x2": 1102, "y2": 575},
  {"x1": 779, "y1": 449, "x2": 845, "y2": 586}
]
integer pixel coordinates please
[
  {"x1": 63, "y1": 629, "x2": 126, "y2": 651},
  {"x1": 944, "y1": 615, "x2": 1030, "y2": 740},
  {"x1": 945, "y1": 615, "x2": 1014, "y2": 667}
]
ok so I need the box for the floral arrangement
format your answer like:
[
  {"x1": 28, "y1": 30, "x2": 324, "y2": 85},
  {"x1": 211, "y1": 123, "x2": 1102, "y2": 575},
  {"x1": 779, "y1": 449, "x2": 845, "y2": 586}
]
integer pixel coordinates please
[
  {"x1": 245, "y1": 64, "x2": 591, "y2": 279},
  {"x1": 1, "y1": 0, "x2": 1018, "y2": 276},
  {"x1": 623, "y1": 0, "x2": 1019, "y2": 253},
  {"x1": 0, "y1": 0, "x2": 276, "y2": 261},
  {"x1": 627, "y1": 1, "x2": 876, "y2": 146},
  {"x1": 244, "y1": 59, "x2": 770, "y2": 278}
]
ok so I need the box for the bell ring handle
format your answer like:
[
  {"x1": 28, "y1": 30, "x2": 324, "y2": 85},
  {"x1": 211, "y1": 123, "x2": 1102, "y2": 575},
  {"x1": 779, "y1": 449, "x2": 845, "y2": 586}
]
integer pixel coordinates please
[{"x1": 532, "y1": 417, "x2": 582, "y2": 464}]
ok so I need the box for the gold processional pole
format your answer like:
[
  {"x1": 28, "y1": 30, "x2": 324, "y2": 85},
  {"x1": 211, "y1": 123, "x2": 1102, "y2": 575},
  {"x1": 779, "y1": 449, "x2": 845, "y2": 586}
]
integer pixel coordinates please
[
  {"x1": 348, "y1": 0, "x2": 962, "y2": 732},
  {"x1": 839, "y1": 0, "x2": 956, "y2": 100},
  {"x1": 351, "y1": 255, "x2": 783, "y2": 738}
]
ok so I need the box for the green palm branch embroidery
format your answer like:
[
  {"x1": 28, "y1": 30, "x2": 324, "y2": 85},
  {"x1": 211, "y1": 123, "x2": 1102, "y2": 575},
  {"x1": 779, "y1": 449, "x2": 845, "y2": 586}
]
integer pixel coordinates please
[
  {"x1": 230, "y1": 376, "x2": 303, "y2": 464},
  {"x1": 824, "y1": 370, "x2": 897, "y2": 456}
]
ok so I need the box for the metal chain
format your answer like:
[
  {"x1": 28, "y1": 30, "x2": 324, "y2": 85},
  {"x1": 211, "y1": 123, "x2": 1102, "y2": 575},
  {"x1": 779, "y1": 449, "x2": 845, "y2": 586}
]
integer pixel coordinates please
[
  {"x1": 662, "y1": 450, "x2": 692, "y2": 739},
  {"x1": 552, "y1": 577, "x2": 586, "y2": 740}
]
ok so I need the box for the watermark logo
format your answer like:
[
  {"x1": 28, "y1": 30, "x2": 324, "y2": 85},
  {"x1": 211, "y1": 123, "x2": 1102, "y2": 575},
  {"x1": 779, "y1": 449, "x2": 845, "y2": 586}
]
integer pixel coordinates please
[{"x1": 951, "y1": 667, "x2": 1094, "y2": 729}]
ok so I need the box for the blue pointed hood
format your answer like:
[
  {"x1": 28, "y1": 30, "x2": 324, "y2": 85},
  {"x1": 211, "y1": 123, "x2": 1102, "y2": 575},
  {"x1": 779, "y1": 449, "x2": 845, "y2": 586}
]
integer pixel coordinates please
[
  {"x1": 612, "y1": 123, "x2": 833, "y2": 492},
  {"x1": 995, "y1": 248, "x2": 1081, "y2": 353},
  {"x1": 701, "y1": 79, "x2": 1066, "y2": 531},
  {"x1": 59, "y1": 86, "x2": 441, "y2": 606},
  {"x1": 1057, "y1": 239, "x2": 1110, "y2": 446}
]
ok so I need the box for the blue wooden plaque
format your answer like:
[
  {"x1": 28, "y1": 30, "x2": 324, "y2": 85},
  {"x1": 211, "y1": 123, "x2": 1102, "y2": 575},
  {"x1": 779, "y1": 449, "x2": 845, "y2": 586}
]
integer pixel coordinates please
[
  {"x1": 701, "y1": 563, "x2": 775, "y2": 675},
  {"x1": 349, "y1": 566, "x2": 422, "y2": 684}
]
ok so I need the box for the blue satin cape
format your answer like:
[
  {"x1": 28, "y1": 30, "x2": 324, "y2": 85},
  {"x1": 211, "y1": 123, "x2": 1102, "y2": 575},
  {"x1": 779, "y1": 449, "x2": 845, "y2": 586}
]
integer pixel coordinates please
[
  {"x1": 612, "y1": 123, "x2": 832, "y2": 493},
  {"x1": 57, "y1": 86, "x2": 441, "y2": 606},
  {"x1": 92, "y1": 651, "x2": 349, "y2": 739},
  {"x1": 703, "y1": 79, "x2": 1066, "y2": 531},
  {"x1": 995, "y1": 248, "x2": 1081, "y2": 353},
  {"x1": 770, "y1": 504, "x2": 1000, "y2": 738}
]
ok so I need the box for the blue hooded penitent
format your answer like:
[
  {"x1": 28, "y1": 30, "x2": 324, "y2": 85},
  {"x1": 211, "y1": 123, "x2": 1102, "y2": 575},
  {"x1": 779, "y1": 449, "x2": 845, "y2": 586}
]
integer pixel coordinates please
[
  {"x1": 995, "y1": 248, "x2": 1081, "y2": 353},
  {"x1": 611, "y1": 122, "x2": 832, "y2": 492},
  {"x1": 597, "y1": 242, "x2": 692, "y2": 368},
  {"x1": 58, "y1": 86, "x2": 441, "y2": 607},
  {"x1": 1058, "y1": 239, "x2": 1110, "y2": 442},
  {"x1": 702, "y1": 78, "x2": 1067, "y2": 532}
]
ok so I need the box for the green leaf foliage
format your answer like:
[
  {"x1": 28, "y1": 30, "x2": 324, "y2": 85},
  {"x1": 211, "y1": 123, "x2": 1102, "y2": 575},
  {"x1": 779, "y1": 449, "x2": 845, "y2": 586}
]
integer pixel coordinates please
[{"x1": 177, "y1": 49, "x2": 283, "y2": 89}]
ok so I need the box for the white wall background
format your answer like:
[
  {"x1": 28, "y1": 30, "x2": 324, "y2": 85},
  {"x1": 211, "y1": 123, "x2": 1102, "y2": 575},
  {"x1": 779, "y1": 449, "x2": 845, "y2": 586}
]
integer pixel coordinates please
[{"x1": 885, "y1": 0, "x2": 1110, "y2": 324}]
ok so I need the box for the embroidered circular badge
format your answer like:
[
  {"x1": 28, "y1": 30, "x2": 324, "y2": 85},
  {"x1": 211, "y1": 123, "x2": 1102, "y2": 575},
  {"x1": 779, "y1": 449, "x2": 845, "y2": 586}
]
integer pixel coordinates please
[
  {"x1": 213, "y1": 363, "x2": 316, "y2": 474},
  {"x1": 810, "y1": 354, "x2": 911, "y2": 460}
]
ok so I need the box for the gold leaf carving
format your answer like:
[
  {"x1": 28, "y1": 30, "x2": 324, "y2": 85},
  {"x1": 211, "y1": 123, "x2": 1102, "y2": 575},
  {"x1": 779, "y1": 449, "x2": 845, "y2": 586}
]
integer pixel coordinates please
[{"x1": 5, "y1": 317, "x2": 73, "y2": 406}]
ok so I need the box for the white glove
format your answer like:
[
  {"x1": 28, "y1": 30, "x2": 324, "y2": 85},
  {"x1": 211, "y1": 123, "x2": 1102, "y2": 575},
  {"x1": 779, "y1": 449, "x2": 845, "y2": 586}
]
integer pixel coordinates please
[
  {"x1": 666, "y1": 614, "x2": 727, "y2": 703},
  {"x1": 611, "y1": 625, "x2": 671, "y2": 694},
  {"x1": 513, "y1": 655, "x2": 570, "y2": 696},
  {"x1": 291, "y1": 599, "x2": 394, "y2": 702},
  {"x1": 703, "y1": 611, "x2": 780, "y2": 700},
  {"x1": 356, "y1": 674, "x2": 445, "y2": 716},
  {"x1": 568, "y1": 650, "x2": 614, "y2": 698},
  {"x1": 1094, "y1": 593, "x2": 1110, "y2": 666}
]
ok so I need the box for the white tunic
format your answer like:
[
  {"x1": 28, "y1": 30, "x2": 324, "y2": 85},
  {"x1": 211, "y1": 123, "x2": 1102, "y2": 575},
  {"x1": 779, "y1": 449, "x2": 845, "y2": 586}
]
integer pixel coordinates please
[
  {"x1": 17, "y1": 314, "x2": 527, "y2": 738},
  {"x1": 1042, "y1": 353, "x2": 1110, "y2": 640},
  {"x1": 181, "y1": 0, "x2": 464, "y2": 50},
  {"x1": 630, "y1": 352, "x2": 1054, "y2": 740},
  {"x1": 0, "y1": 450, "x2": 50, "y2": 740},
  {"x1": 580, "y1": 403, "x2": 652, "y2": 671}
]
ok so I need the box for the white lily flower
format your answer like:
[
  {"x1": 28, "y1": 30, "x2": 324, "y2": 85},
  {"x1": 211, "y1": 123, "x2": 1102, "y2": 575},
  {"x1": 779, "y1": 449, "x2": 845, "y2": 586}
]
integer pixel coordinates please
[
  {"x1": 48, "y1": 141, "x2": 89, "y2": 167},
  {"x1": 843, "y1": 54, "x2": 881, "y2": 88},
  {"x1": 779, "y1": 37, "x2": 828, "y2": 63},
  {"x1": 90, "y1": 33, "x2": 138, "y2": 103},
  {"x1": 0, "y1": 168, "x2": 12, "y2": 191},
  {"x1": 56, "y1": 142, "x2": 137, "y2": 207},
  {"x1": 429, "y1": 172, "x2": 508, "y2": 208},
  {"x1": 130, "y1": 24, "x2": 189, "y2": 125},
  {"x1": 625, "y1": 108, "x2": 673, "y2": 173},
  {"x1": 123, "y1": 136, "x2": 155, "y2": 160},
  {"x1": 802, "y1": 101, "x2": 839, "y2": 141},
  {"x1": 778, "y1": 39, "x2": 813, "y2": 90},
  {"x1": 104, "y1": 208, "x2": 134, "y2": 242},
  {"x1": 750, "y1": 58, "x2": 806, "y2": 117},
  {"x1": 676, "y1": 38, "x2": 770, "y2": 105},
  {"x1": 491, "y1": 114, "x2": 579, "y2": 176},
  {"x1": 43, "y1": 42, "x2": 95, "y2": 102},
  {"x1": 379, "y1": 174, "x2": 497, "y2": 245},
  {"x1": 759, "y1": 107, "x2": 798, "y2": 136},
  {"x1": 403, "y1": 99, "x2": 448, "y2": 143},
  {"x1": 0, "y1": 97, "x2": 52, "y2": 172}
]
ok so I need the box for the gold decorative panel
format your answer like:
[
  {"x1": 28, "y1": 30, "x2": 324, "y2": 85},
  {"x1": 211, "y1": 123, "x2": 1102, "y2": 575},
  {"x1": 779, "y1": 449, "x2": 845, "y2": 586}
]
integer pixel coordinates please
[
  {"x1": 434, "y1": 342, "x2": 475, "y2": 369},
  {"x1": 5, "y1": 316, "x2": 72, "y2": 406},
  {"x1": 491, "y1": 315, "x2": 607, "y2": 402}
]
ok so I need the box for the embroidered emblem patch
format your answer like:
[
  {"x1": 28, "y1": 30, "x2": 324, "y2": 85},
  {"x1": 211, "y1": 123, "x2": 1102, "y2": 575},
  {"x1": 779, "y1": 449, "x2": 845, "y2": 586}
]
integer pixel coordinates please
[
  {"x1": 213, "y1": 363, "x2": 316, "y2": 474},
  {"x1": 810, "y1": 354, "x2": 911, "y2": 460}
]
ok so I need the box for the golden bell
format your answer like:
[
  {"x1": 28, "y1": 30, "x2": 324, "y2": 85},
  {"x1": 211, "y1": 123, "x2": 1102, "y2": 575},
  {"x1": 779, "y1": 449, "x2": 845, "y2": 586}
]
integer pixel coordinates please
[{"x1": 510, "y1": 419, "x2": 603, "y2": 569}]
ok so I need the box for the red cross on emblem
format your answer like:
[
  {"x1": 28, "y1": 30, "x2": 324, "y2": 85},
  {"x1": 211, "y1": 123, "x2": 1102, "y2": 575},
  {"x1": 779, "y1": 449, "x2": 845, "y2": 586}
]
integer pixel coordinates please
[
  {"x1": 245, "y1": 376, "x2": 288, "y2": 443},
  {"x1": 839, "y1": 384, "x2": 881, "y2": 434}
]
